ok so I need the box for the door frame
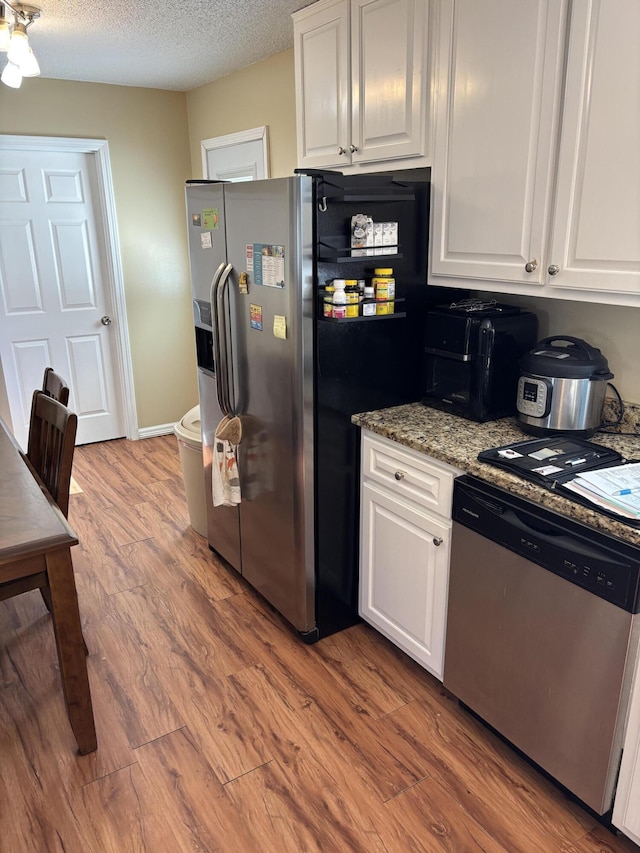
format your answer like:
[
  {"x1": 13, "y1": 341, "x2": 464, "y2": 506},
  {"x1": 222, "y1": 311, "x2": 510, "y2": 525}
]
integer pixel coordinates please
[
  {"x1": 200, "y1": 126, "x2": 270, "y2": 180},
  {"x1": 0, "y1": 134, "x2": 138, "y2": 440}
]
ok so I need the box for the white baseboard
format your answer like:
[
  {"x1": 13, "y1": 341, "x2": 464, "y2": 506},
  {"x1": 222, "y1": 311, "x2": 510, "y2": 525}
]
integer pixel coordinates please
[{"x1": 137, "y1": 423, "x2": 176, "y2": 440}]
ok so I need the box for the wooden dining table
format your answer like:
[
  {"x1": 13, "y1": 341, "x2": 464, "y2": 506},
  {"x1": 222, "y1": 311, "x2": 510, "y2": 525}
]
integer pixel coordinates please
[{"x1": 0, "y1": 416, "x2": 97, "y2": 754}]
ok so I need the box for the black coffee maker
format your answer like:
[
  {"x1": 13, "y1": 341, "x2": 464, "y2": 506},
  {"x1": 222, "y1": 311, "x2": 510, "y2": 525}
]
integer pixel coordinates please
[{"x1": 421, "y1": 299, "x2": 538, "y2": 422}]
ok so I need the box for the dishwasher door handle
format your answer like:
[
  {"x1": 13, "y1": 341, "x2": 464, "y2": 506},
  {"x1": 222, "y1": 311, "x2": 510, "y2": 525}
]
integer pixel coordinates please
[{"x1": 499, "y1": 505, "x2": 626, "y2": 566}]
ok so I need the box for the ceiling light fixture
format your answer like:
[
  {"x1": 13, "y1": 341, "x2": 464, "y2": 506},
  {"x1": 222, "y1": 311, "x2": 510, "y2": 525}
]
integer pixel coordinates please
[{"x1": 0, "y1": 2, "x2": 41, "y2": 88}]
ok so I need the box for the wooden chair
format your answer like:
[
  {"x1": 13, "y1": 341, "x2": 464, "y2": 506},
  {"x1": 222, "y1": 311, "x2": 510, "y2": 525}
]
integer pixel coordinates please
[
  {"x1": 42, "y1": 366, "x2": 70, "y2": 406},
  {"x1": 27, "y1": 390, "x2": 76, "y2": 517},
  {"x1": 0, "y1": 391, "x2": 96, "y2": 753},
  {"x1": 24, "y1": 391, "x2": 89, "y2": 652}
]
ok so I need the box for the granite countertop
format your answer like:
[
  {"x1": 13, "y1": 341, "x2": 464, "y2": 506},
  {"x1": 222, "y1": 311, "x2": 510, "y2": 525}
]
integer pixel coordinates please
[{"x1": 352, "y1": 403, "x2": 640, "y2": 548}]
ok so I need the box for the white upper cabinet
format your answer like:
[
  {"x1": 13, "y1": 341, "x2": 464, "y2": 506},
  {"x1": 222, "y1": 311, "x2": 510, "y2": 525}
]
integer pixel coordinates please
[
  {"x1": 429, "y1": 0, "x2": 640, "y2": 304},
  {"x1": 293, "y1": 0, "x2": 350, "y2": 170},
  {"x1": 293, "y1": 0, "x2": 429, "y2": 170},
  {"x1": 429, "y1": 0, "x2": 567, "y2": 287},
  {"x1": 547, "y1": 0, "x2": 640, "y2": 297}
]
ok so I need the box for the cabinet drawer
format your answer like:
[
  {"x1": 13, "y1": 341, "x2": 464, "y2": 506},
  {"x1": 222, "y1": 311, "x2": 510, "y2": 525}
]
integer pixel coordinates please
[{"x1": 361, "y1": 430, "x2": 461, "y2": 517}]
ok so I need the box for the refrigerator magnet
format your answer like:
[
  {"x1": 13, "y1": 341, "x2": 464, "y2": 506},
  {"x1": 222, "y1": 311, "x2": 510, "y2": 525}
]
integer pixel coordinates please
[
  {"x1": 273, "y1": 315, "x2": 287, "y2": 340},
  {"x1": 250, "y1": 304, "x2": 263, "y2": 331},
  {"x1": 200, "y1": 232, "x2": 212, "y2": 249},
  {"x1": 202, "y1": 208, "x2": 219, "y2": 229}
]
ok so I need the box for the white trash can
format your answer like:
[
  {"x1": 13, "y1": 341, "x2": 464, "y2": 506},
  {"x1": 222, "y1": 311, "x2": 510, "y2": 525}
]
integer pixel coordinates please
[{"x1": 174, "y1": 405, "x2": 207, "y2": 537}]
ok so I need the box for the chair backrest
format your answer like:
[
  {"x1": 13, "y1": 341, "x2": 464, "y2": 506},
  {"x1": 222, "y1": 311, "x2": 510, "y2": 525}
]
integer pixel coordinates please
[
  {"x1": 42, "y1": 367, "x2": 70, "y2": 406},
  {"x1": 27, "y1": 390, "x2": 77, "y2": 518}
]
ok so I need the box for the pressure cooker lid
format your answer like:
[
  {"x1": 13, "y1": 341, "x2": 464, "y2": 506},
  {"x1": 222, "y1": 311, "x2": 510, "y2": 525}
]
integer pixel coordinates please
[{"x1": 521, "y1": 336, "x2": 613, "y2": 380}]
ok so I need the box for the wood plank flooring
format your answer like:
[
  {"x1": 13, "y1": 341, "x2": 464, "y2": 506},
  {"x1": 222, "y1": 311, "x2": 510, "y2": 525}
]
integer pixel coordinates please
[{"x1": 1, "y1": 434, "x2": 638, "y2": 852}]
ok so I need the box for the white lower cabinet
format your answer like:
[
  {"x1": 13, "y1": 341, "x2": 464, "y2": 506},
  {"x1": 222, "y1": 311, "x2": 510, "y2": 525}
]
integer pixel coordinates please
[
  {"x1": 613, "y1": 652, "x2": 640, "y2": 845},
  {"x1": 359, "y1": 430, "x2": 461, "y2": 679}
]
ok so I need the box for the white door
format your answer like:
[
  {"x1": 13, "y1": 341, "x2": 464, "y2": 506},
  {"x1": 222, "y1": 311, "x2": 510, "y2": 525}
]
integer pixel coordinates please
[
  {"x1": 0, "y1": 146, "x2": 127, "y2": 447},
  {"x1": 201, "y1": 127, "x2": 270, "y2": 182}
]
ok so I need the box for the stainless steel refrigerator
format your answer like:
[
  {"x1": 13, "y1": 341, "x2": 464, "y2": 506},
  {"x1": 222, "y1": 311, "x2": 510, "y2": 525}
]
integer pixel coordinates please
[{"x1": 186, "y1": 171, "x2": 460, "y2": 642}]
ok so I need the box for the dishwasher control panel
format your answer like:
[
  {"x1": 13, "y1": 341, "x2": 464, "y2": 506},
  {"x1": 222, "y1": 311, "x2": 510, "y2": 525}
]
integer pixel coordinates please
[{"x1": 454, "y1": 476, "x2": 640, "y2": 613}]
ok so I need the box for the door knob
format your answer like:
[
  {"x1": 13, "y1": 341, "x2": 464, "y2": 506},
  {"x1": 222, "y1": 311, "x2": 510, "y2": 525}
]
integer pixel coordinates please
[
  {"x1": 524, "y1": 259, "x2": 537, "y2": 273},
  {"x1": 337, "y1": 146, "x2": 346, "y2": 155},
  {"x1": 349, "y1": 144, "x2": 359, "y2": 153},
  {"x1": 433, "y1": 537, "x2": 443, "y2": 546},
  {"x1": 394, "y1": 471, "x2": 405, "y2": 481},
  {"x1": 101, "y1": 315, "x2": 112, "y2": 326},
  {"x1": 548, "y1": 264, "x2": 560, "y2": 276}
]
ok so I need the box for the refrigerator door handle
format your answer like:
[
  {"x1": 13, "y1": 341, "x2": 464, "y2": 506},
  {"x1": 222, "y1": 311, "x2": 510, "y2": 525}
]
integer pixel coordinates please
[
  {"x1": 210, "y1": 262, "x2": 230, "y2": 416},
  {"x1": 216, "y1": 263, "x2": 236, "y2": 416}
]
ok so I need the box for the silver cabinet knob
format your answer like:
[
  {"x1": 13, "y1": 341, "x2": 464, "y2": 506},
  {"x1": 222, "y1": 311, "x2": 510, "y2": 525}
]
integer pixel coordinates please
[
  {"x1": 349, "y1": 144, "x2": 359, "y2": 153},
  {"x1": 548, "y1": 264, "x2": 560, "y2": 276},
  {"x1": 433, "y1": 537, "x2": 443, "y2": 546},
  {"x1": 524, "y1": 259, "x2": 537, "y2": 273},
  {"x1": 101, "y1": 315, "x2": 112, "y2": 326},
  {"x1": 337, "y1": 146, "x2": 346, "y2": 155},
  {"x1": 394, "y1": 471, "x2": 405, "y2": 481}
]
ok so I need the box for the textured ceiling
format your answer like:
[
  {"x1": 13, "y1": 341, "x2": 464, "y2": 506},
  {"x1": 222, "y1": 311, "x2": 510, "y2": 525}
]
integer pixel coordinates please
[{"x1": 17, "y1": 0, "x2": 315, "y2": 91}]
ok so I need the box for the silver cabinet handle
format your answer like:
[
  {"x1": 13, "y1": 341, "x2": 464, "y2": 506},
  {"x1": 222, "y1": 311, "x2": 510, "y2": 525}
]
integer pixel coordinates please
[
  {"x1": 337, "y1": 146, "x2": 346, "y2": 155},
  {"x1": 433, "y1": 537, "x2": 443, "y2": 546},
  {"x1": 349, "y1": 144, "x2": 359, "y2": 153},
  {"x1": 394, "y1": 471, "x2": 405, "y2": 481},
  {"x1": 524, "y1": 259, "x2": 537, "y2": 273},
  {"x1": 548, "y1": 264, "x2": 560, "y2": 276},
  {"x1": 101, "y1": 315, "x2": 112, "y2": 325}
]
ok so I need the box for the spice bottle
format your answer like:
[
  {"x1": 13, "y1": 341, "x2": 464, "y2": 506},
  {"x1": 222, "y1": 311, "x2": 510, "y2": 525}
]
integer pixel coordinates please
[
  {"x1": 361, "y1": 285, "x2": 376, "y2": 316},
  {"x1": 372, "y1": 268, "x2": 395, "y2": 301},
  {"x1": 322, "y1": 284, "x2": 335, "y2": 318},
  {"x1": 372, "y1": 267, "x2": 395, "y2": 315},
  {"x1": 332, "y1": 279, "x2": 347, "y2": 319},
  {"x1": 345, "y1": 283, "x2": 359, "y2": 317}
]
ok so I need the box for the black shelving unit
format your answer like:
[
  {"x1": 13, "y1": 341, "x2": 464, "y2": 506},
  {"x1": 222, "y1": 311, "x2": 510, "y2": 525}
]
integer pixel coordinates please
[
  {"x1": 314, "y1": 172, "x2": 416, "y2": 205},
  {"x1": 319, "y1": 312, "x2": 406, "y2": 323},
  {"x1": 318, "y1": 297, "x2": 406, "y2": 322},
  {"x1": 317, "y1": 237, "x2": 403, "y2": 263}
]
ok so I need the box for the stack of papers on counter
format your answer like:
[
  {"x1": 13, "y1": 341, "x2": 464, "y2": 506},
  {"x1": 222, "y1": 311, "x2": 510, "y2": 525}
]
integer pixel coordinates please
[{"x1": 564, "y1": 463, "x2": 640, "y2": 519}]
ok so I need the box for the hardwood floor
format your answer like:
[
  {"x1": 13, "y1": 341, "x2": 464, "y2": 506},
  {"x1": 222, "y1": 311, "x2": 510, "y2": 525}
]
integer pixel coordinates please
[{"x1": 1, "y1": 434, "x2": 638, "y2": 852}]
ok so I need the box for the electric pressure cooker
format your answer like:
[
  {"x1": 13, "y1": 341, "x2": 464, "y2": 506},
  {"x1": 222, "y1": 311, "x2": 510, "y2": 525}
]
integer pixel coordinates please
[{"x1": 516, "y1": 336, "x2": 613, "y2": 437}]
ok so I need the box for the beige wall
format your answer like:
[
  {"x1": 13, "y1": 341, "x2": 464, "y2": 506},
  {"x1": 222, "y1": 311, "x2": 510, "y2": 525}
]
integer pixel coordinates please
[
  {"x1": 484, "y1": 292, "x2": 640, "y2": 404},
  {"x1": 186, "y1": 50, "x2": 297, "y2": 179},
  {"x1": 0, "y1": 78, "x2": 197, "y2": 431}
]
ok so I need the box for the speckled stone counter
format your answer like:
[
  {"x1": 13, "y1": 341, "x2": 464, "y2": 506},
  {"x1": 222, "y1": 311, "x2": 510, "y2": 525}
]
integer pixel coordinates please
[{"x1": 352, "y1": 403, "x2": 640, "y2": 548}]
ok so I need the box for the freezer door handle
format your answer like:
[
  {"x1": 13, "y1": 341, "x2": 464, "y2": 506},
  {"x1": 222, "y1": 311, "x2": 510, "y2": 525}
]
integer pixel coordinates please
[{"x1": 215, "y1": 263, "x2": 236, "y2": 416}]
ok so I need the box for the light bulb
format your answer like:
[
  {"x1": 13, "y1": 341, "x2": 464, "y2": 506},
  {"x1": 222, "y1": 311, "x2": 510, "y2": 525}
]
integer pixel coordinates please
[
  {"x1": 7, "y1": 23, "x2": 29, "y2": 65},
  {"x1": 20, "y1": 47, "x2": 39, "y2": 76},
  {"x1": 1, "y1": 60, "x2": 22, "y2": 88},
  {"x1": 0, "y1": 16, "x2": 10, "y2": 52}
]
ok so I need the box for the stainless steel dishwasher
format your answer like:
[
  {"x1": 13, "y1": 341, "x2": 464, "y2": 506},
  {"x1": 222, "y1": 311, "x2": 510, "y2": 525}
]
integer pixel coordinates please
[{"x1": 444, "y1": 476, "x2": 640, "y2": 815}]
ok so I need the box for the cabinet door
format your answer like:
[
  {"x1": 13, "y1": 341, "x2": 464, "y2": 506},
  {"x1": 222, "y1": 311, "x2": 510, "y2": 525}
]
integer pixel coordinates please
[
  {"x1": 350, "y1": 0, "x2": 427, "y2": 164},
  {"x1": 547, "y1": 0, "x2": 640, "y2": 296},
  {"x1": 293, "y1": 0, "x2": 351, "y2": 169},
  {"x1": 359, "y1": 480, "x2": 450, "y2": 679},
  {"x1": 430, "y1": 0, "x2": 567, "y2": 285},
  {"x1": 613, "y1": 651, "x2": 640, "y2": 844}
]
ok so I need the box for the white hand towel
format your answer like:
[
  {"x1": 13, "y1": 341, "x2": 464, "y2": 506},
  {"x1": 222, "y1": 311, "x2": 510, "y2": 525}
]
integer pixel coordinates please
[{"x1": 212, "y1": 417, "x2": 242, "y2": 507}]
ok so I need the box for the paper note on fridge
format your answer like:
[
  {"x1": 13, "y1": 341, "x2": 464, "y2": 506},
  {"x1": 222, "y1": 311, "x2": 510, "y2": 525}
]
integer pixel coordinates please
[{"x1": 273, "y1": 315, "x2": 287, "y2": 340}]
